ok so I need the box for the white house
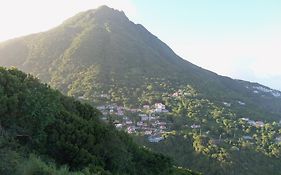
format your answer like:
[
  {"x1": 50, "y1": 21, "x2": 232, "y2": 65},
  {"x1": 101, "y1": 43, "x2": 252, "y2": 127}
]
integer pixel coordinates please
[
  {"x1": 148, "y1": 135, "x2": 164, "y2": 143},
  {"x1": 154, "y1": 103, "x2": 166, "y2": 112},
  {"x1": 126, "y1": 120, "x2": 133, "y2": 125},
  {"x1": 238, "y1": 101, "x2": 246, "y2": 106},
  {"x1": 222, "y1": 102, "x2": 231, "y2": 107},
  {"x1": 143, "y1": 105, "x2": 150, "y2": 109},
  {"x1": 137, "y1": 121, "x2": 143, "y2": 126},
  {"x1": 141, "y1": 116, "x2": 149, "y2": 121},
  {"x1": 255, "y1": 121, "x2": 264, "y2": 127},
  {"x1": 115, "y1": 124, "x2": 123, "y2": 129},
  {"x1": 191, "y1": 124, "x2": 201, "y2": 129},
  {"x1": 241, "y1": 118, "x2": 250, "y2": 122}
]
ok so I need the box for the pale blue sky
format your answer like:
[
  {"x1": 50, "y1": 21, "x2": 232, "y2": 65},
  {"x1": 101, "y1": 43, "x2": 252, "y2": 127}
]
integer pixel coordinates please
[
  {"x1": 129, "y1": 0, "x2": 281, "y2": 90},
  {"x1": 0, "y1": 0, "x2": 280, "y2": 90}
]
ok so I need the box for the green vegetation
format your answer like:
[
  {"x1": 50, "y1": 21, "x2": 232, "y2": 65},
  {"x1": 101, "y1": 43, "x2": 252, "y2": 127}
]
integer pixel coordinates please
[
  {"x1": 0, "y1": 6, "x2": 280, "y2": 121},
  {"x1": 0, "y1": 67, "x2": 196, "y2": 175},
  {"x1": 1, "y1": 5, "x2": 281, "y2": 175},
  {"x1": 132, "y1": 85, "x2": 281, "y2": 175}
]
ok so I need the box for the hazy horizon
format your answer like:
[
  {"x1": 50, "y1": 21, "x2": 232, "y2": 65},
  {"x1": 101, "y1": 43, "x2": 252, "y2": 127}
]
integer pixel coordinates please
[{"x1": 0, "y1": 0, "x2": 280, "y2": 90}]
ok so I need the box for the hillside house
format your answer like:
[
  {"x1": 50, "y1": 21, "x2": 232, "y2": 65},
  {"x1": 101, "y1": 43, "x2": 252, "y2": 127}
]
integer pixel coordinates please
[
  {"x1": 148, "y1": 135, "x2": 164, "y2": 143},
  {"x1": 191, "y1": 124, "x2": 201, "y2": 129}
]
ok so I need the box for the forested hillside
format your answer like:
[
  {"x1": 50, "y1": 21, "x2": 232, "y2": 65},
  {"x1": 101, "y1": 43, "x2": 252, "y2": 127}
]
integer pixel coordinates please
[{"x1": 0, "y1": 67, "x2": 197, "y2": 175}]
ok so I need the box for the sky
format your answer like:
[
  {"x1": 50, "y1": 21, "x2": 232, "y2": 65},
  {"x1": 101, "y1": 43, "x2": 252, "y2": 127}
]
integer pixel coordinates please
[{"x1": 0, "y1": 0, "x2": 280, "y2": 90}]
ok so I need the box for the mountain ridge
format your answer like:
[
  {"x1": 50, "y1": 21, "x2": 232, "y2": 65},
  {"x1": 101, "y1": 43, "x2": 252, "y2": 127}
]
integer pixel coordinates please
[
  {"x1": 1, "y1": 5, "x2": 281, "y2": 175},
  {"x1": 0, "y1": 6, "x2": 280, "y2": 120}
]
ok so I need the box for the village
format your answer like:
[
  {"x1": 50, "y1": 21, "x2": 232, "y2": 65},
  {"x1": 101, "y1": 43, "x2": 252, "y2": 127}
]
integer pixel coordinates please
[
  {"x1": 79, "y1": 86, "x2": 281, "y2": 145},
  {"x1": 97, "y1": 102, "x2": 170, "y2": 143}
]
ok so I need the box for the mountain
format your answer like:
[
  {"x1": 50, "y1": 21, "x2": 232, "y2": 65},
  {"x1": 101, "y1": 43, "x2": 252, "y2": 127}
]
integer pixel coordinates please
[
  {"x1": 0, "y1": 6, "x2": 280, "y2": 121},
  {"x1": 1, "y1": 5, "x2": 281, "y2": 175},
  {"x1": 0, "y1": 67, "x2": 197, "y2": 175}
]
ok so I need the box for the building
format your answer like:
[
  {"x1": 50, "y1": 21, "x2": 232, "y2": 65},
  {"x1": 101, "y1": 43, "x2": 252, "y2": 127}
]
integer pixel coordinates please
[
  {"x1": 191, "y1": 124, "x2": 201, "y2": 129},
  {"x1": 255, "y1": 121, "x2": 264, "y2": 127},
  {"x1": 125, "y1": 120, "x2": 133, "y2": 125},
  {"x1": 115, "y1": 124, "x2": 123, "y2": 129},
  {"x1": 241, "y1": 118, "x2": 250, "y2": 122},
  {"x1": 275, "y1": 137, "x2": 281, "y2": 143},
  {"x1": 238, "y1": 101, "x2": 246, "y2": 105},
  {"x1": 243, "y1": 136, "x2": 253, "y2": 140},
  {"x1": 137, "y1": 121, "x2": 143, "y2": 127},
  {"x1": 155, "y1": 103, "x2": 165, "y2": 109},
  {"x1": 141, "y1": 115, "x2": 149, "y2": 121},
  {"x1": 222, "y1": 102, "x2": 231, "y2": 107},
  {"x1": 148, "y1": 135, "x2": 164, "y2": 143},
  {"x1": 143, "y1": 105, "x2": 150, "y2": 109}
]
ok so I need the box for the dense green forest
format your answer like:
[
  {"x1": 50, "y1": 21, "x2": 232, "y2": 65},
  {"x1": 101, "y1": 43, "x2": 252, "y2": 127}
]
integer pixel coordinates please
[{"x1": 0, "y1": 67, "x2": 197, "y2": 175}]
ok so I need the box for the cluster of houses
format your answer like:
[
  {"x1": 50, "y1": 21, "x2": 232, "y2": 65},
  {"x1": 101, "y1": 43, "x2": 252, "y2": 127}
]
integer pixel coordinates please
[
  {"x1": 97, "y1": 103, "x2": 170, "y2": 143},
  {"x1": 252, "y1": 86, "x2": 281, "y2": 97},
  {"x1": 222, "y1": 101, "x2": 246, "y2": 107},
  {"x1": 240, "y1": 118, "x2": 265, "y2": 127}
]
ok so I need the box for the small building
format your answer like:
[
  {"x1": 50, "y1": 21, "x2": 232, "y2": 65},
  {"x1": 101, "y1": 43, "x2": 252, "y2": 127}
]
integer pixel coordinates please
[
  {"x1": 129, "y1": 108, "x2": 141, "y2": 113},
  {"x1": 116, "y1": 110, "x2": 124, "y2": 116},
  {"x1": 222, "y1": 102, "x2": 231, "y2": 107},
  {"x1": 123, "y1": 116, "x2": 128, "y2": 120},
  {"x1": 139, "y1": 113, "x2": 147, "y2": 117},
  {"x1": 144, "y1": 130, "x2": 153, "y2": 135},
  {"x1": 97, "y1": 105, "x2": 106, "y2": 110},
  {"x1": 191, "y1": 124, "x2": 201, "y2": 129},
  {"x1": 243, "y1": 136, "x2": 253, "y2": 140},
  {"x1": 143, "y1": 105, "x2": 150, "y2": 109},
  {"x1": 115, "y1": 123, "x2": 123, "y2": 129},
  {"x1": 113, "y1": 120, "x2": 120, "y2": 124},
  {"x1": 238, "y1": 101, "x2": 246, "y2": 106},
  {"x1": 127, "y1": 126, "x2": 136, "y2": 134},
  {"x1": 141, "y1": 116, "x2": 149, "y2": 121},
  {"x1": 248, "y1": 120, "x2": 256, "y2": 126},
  {"x1": 172, "y1": 92, "x2": 179, "y2": 97},
  {"x1": 241, "y1": 118, "x2": 250, "y2": 122},
  {"x1": 275, "y1": 137, "x2": 281, "y2": 143},
  {"x1": 78, "y1": 96, "x2": 87, "y2": 100},
  {"x1": 157, "y1": 122, "x2": 167, "y2": 126},
  {"x1": 100, "y1": 94, "x2": 109, "y2": 98},
  {"x1": 155, "y1": 103, "x2": 166, "y2": 112},
  {"x1": 125, "y1": 120, "x2": 133, "y2": 125},
  {"x1": 148, "y1": 135, "x2": 164, "y2": 143},
  {"x1": 255, "y1": 121, "x2": 264, "y2": 127},
  {"x1": 137, "y1": 121, "x2": 144, "y2": 127},
  {"x1": 154, "y1": 108, "x2": 162, "y2": 113}
]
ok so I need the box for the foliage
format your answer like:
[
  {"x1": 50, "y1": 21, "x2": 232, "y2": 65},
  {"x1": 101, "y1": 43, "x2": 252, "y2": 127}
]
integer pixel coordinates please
[{"x1": 0, "y1": 67, "x2": 195, "y2": 175}]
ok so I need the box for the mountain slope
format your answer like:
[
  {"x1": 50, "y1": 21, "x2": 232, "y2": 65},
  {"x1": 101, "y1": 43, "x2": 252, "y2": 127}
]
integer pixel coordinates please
[
  {"x1": 0, "y1": 67, "x2": 197, "y2": 175},
  {"x1": 0, "y1": 6, "x2": 280, "y2": 121}
]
